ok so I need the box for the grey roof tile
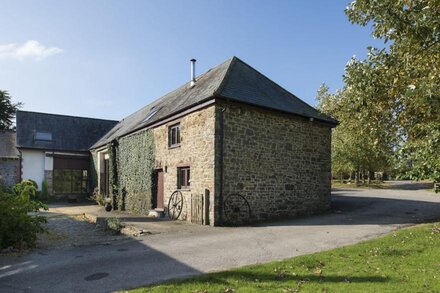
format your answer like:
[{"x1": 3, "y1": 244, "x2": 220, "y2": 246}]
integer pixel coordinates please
[
  {"x1": 16, "y1": 111, "x2": 118, "y2": 152},
  {"x1": 91, "y1": 56, "x2": 337, "y2": 149}
]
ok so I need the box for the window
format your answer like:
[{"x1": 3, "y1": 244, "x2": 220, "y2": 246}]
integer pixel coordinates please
[
  {"x1": 35, "y1": 131, "x2": 52, "y2": 141},
  {"x1": 168, "y1": 123, "x2": 181, "y2": 147},
  {"x1": 177, "y1": 167, "x2": 190, "y2": 189},
  {"x1": 53, "y1": 169, "x2": 88, "y2": 194}
]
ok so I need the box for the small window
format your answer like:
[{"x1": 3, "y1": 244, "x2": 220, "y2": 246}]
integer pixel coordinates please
[
  {"x1": 177, "y1": 167, "x2": 190, "y2": 190},
  {"x1": 168, "y1": 123, "x2": 181, "y2": 147},
  {"x1": 35, "y1": 131, "x2": 52, "y2": 141}
]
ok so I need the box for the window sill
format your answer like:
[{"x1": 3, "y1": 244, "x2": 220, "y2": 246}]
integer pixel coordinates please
[
  {"x1": 168, "y1": 144, "x2": 181, "y2": 150},
  {"x1": 177, "y1": 188, "x2": 190, "y2": 192}
]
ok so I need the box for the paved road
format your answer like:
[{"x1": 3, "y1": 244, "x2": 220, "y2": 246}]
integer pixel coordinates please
[{"x1": 1, "y1": 182, "x2": 439, "y2": 292}]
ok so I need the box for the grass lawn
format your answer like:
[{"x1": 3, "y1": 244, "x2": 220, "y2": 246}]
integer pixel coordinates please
[{"x1": 129, "y1": 222, "x2": 440, "y2": 292}]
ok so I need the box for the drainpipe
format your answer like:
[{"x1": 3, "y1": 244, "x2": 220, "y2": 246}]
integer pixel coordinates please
[
  {"x1": 217, "y1": 104, "x2": 228, "y2": 225},
  {"x1": 18, "y1": 149, "x2": 22, "y2": 182}
]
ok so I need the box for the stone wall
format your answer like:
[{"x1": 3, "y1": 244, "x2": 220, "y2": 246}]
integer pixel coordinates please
[
  {"x1": 0, "y1": 158, "x2": 20, "y2": 187},
  {"x1": 221, "y1": 101, "x2": 332, "y2": 223},
  {"x1": 91, "y1": 105, "x2": 217, "y2": 224},
  {"x1": 152, "y1": 105, "x2": 216, "y2": 224}
]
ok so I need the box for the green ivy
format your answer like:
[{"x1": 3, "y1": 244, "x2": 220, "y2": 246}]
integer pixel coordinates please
[
  {"x1": 90, "y1": 152, "x2": 98, "y2": 192},
  {"x1": 98, "y1": 130, "x2": 155, "y2": 214},
  {"x1": 107, "y1": 139, "x2": 119, "y2": 209}
]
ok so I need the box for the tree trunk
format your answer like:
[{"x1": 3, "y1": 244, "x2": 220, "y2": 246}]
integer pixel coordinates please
[
  {"x1": 355, "y1": 170, "x2": 360, "y2": 186},
  {"x1": 340, "y1": 173, "x2": 343, "y2": 183},
  {"x1": 368, "y1": 171, "x2": 372, "y2": 184}
]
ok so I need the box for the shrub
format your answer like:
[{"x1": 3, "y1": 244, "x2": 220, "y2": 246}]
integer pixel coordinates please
[
  {"x1": 105, "y1": 217, "x2": 123, "y2": 234},
  {"x1": 0, "y1": 180, "x2": 48, "y2": 250},
  {"x1": 91, "y1": 187, "x2": 105, "y2": 206},
  {"x1": 36, "y1": 180, "x2": 50, "y2": 203}
]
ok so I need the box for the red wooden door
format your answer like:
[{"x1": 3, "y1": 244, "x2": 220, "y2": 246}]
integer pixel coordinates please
[{"x1": 156, "y1": 170, "x2": 164, "y2": 209}]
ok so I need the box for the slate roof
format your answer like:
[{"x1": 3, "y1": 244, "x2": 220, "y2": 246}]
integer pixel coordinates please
[
  {"x1": 0, "y1": 130, "x2": 19, "y2": 158},
  {"x1": 92, "y1": 56, "x2": 338, "y2": 149},
  {"x1": 16, "y1": 111, "x2": 118, "y2": 152}
]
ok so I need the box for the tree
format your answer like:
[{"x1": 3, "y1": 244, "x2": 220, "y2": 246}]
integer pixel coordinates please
[
  {"x1": 344, "y1": 0, "x2": 440, "y2": 181},
  {"x1": 0, "y1": 90, "x2": 22, "y2": 130},
  {"x1": 319, "y1": 0, "x2": 439, "y2": 182},
  {"x1": 316, "y1": 84, "x2": 392, "y2": 184}
]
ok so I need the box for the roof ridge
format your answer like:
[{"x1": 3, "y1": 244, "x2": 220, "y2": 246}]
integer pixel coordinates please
[
  {"x1": 213, "y1": 56, "x2": 237, "y2": 97},
  {"x1": 217, "y1": 58, "x2": 337, "y2": 124},
  {"x1": 16, "y1": 110, "x2": 119, "y2": 122}
]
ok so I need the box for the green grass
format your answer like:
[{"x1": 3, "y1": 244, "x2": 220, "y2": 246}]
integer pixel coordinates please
[{"x1": 129, "y1": 223, "x2": 440, "y2": 293}]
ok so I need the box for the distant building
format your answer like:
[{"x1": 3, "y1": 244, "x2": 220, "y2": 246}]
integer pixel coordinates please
[
  {"x1": 15, "y1": 111, "x2": 117, "y2": 196},
  {"x1": 0, "y1": 130, "x2": 20, "y2": 187}
]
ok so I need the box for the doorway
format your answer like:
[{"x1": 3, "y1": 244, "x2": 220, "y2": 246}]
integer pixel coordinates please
[{"x1": 155, "y1": 169, "x2": 164, "y2": 209}]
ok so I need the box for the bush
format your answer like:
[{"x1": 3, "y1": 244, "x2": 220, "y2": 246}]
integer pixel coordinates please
[
  {"x1": 0, "y1": 180, "x2": 48, "y2": 250},
  {"x1": 36, "y1": 180, "x2": 50, "y2": 203}
]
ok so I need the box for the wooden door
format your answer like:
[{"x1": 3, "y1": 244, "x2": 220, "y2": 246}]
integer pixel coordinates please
[{"x1": 156, "y1": 170, "x2": 164, "y2": 209}]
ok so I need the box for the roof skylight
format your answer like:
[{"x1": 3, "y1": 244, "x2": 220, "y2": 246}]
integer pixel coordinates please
[
  {"x1": 35, "y1": 131, "x2": 52, "y2": 141},
  {"x1": 142, "y1": 109, "x2": 158, "y2": 123}
]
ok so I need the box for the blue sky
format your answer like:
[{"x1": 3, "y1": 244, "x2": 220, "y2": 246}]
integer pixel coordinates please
[{"x1": 0, "y1": 0, "x2": 382, "y2": 121}]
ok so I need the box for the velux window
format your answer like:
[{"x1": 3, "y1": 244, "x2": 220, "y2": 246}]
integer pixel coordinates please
[
  {"x1": 168, "y1": 123, "x2": 181, "y2": 147},
  {"x1": 177, "y1": 167, "x2": 190, "y2": 190},
  {"x1": 35, "y1": 131, "x2": 52, "y2": 141}
]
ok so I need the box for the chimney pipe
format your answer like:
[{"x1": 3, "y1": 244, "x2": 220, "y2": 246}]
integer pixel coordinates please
[{"x1": 190, "y1": 59, "x2": 196, "y2": 87}]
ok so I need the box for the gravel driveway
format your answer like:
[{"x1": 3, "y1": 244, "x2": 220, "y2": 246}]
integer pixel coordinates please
[{"x1": 1, "y1": 181, "x2": 439, "y2": 293}]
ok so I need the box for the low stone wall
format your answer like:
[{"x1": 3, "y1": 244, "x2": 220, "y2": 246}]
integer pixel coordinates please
[
  {"x1": 0, "y1": 158, "x2": 20, "y2": 187},
  {"x1": 221, "y1": 102, "x2": 332, "y2": 223}
]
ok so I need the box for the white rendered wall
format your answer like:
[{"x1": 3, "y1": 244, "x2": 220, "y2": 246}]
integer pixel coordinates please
[{"x1": 21, "y1": 150, "x2": 45, "y2": 190}]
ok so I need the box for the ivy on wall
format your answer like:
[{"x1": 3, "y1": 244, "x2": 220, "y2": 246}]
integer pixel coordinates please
[
  {"x1": 90, "y1": 152, "x2": 98, "y2": 192},
  {"x1": 117, "y1": 131, "x2": 155, "y2": 213},
  {"x1": 90, "y1": 130, "x2": 155, "y2": 214},
  {"x1": 107, "y1": 139, "x2": 119, "y2": 209},
  {"x1": 101, "y1": 130, "x2": 155, "y2": 214}
]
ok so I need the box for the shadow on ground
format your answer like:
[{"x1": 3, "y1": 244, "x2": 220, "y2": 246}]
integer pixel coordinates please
[
  {"x1": 0, "y1": 233, "x2": 201, "y2": 293},
  {"x1": 256, "y1": 193, "x2": 440, "y2": 227}
]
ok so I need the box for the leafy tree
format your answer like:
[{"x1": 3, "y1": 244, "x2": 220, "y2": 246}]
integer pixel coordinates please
[
  {"x1": 344, "y1": 0, "x2": 440, "y2": 181},
  {"x1": 0, "y1": 90, "x2": 22, "y2": 130},
  {"x1": 316, "y1": 84, "x2": 392, "y2": 184},
  {"x1": 318, "y1": 0, "x2": 439, "y2": 182}
]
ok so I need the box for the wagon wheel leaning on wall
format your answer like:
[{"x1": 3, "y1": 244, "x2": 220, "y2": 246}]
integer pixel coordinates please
[
  {"x1": 223, "y1": 193, "x2": 251, "y2": 226},
  {"x1": 167, "y1": 190, "x2": 184, "y2": 220}
]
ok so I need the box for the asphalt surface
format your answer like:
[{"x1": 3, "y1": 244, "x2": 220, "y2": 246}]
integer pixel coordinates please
[{"x1": 1, "y1": 182, "x2": 439, "y2": 292}]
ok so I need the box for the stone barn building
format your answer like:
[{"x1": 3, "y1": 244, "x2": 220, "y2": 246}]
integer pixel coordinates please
[{"x1": 90, "y1": 57, "x2": 337, "y2": 226}]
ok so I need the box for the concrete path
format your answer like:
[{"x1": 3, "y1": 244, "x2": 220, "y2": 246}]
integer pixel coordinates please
[{"x1": 1, "y1": 182, "x2": 439, "y2": 292}]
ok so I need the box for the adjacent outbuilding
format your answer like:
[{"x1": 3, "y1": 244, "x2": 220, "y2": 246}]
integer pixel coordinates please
[{"x1": 16, "y1": 111, "x2": 118, "y2": 197}]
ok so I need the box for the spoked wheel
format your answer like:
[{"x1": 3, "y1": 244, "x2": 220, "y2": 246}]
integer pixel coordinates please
[
  {"x1": 168, "y1": 190, "x2": 184, "y2": 220},
  {"x1": 223, "y1": 194, "x2": 251, "y2": 226}
]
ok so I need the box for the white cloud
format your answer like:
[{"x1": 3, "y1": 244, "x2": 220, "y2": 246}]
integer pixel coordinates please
[{"x1": 0, "y1": 40, "x2": 62, "y2": 61}]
